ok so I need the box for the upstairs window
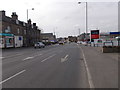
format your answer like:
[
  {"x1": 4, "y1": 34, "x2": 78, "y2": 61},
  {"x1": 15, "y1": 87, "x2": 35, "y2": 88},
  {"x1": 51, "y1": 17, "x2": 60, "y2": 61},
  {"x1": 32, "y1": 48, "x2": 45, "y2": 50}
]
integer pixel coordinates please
[
  {"x1": 23, "y1": 22, "x2": 26, "y2": 26},
  {"x1": 16, "y1": 20, "x2": 19, "y2": 24},
  {"x1": 24, "y1": 30, "x2": 26, "y2": 35},
  {"x1": 5, "y1": 26, "x2": 11, "y2": 33},
  {"x1": 32, "y1": 25, "x2": 34, "y2": 28},
  {"x1": 17, "y1": 28, "x2": 20, "y2": 34}
]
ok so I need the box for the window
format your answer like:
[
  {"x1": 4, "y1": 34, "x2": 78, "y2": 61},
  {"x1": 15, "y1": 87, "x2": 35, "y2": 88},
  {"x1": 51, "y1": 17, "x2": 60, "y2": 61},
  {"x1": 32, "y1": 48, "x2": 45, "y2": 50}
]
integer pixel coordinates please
[
  {"x1": 24, "y1": 30, "x2": 26, "y2": 35},
  {"x1": 5, "y1": 26, "x2": 11, "y2": 33},
  {"x1": 7, "y1": 26, "x2": 11, "y2": 31},
  {"x1": 17, "y1": 28, "x2": 20, "y2": 34},
  {"x1": 16, "y1": 20, "x2": 19, "y2": 24},
  {"x1": 23, "y1": 22, "x2": 26, "y2": 26},
  {"x1": 32, "y1": 25, "x2": 34, "y2": 28}
]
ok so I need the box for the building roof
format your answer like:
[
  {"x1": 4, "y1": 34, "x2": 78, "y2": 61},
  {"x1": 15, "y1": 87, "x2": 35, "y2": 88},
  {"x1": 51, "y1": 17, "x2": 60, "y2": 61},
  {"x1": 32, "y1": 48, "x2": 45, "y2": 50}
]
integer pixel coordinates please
[{"x1": 41, "y1": 33, "x2": 53, "y2": 36}]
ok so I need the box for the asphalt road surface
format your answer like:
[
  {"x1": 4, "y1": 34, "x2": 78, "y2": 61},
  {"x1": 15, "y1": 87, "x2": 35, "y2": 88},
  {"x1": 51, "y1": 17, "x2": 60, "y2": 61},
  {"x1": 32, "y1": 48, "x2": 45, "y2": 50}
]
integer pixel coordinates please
[{"x1": 1, "y1": 43, "x2": 118, "y2": 88}]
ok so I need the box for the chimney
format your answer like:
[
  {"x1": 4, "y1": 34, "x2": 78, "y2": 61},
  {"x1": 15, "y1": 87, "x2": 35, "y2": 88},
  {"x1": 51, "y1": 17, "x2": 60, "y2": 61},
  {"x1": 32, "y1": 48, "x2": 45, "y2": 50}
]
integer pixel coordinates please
[
  {"x1": 33, "y1": 23, "x2": 38, "y2": 29},
  {"x1": 27, "y1": 19, "x2": 31, "y2": 25},
  {"x1": 0, "y1": 10, "x2": 6, "y2": 19},
  {"x1": 11, "y1": 12, "x2": 18, "y2": 20},
  {"x1": 33, "y1": 23, "x2": 36, "y2": 26},
  {"x1": 0, "y1": 10, "x2": 5, "y2": 16}
]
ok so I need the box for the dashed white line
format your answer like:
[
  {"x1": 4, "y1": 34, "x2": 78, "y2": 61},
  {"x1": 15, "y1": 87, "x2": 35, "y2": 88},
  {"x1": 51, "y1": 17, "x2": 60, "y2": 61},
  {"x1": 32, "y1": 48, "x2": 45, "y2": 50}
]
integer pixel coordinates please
[
  {"x1": 16, "y1": 53, "x2": 23, "y2": 56},
  {"x1": 2, "y1": 53, "x2": 23, "y2": 59},
  {"x1": 79, "y1": 46, "x2": 95, "y2": 88},
  {"x1": 0, "y1": 57, "x2": 5, "y2": 59},
  {"x1": 23, "y1": 57, "x2": 34, "y2": 61},
  {"x1": 33, "y1": 54, "x2": 42, "y2": 57},
  {"x1": 0, "y1": 70, "x2": 26, "y2": 84},
  {"x1": 22, "y1": 54, "x2": 42, "y2": 61},
  {"x1": 41, "y1": 54, "x2": 56, "y2": 62}
]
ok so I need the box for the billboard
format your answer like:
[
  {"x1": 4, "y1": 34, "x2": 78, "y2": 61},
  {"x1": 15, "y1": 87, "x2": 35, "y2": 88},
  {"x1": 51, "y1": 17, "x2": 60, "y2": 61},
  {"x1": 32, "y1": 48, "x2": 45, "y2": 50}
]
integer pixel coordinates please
[{"x1": 91, "y1": 30, "x2": 99, "y2": 42}]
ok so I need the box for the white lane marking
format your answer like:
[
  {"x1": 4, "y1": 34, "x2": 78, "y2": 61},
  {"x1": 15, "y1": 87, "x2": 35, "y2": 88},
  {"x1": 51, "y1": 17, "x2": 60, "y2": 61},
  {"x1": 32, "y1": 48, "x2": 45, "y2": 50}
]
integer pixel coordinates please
[
  {"x1": 41, "y1": 54, "x2": 56, "y2": 62},
  {"x1": 33, "y1": 54, "x2": 42, "y2": 57},
  {"x1": 61, "y1": 55, "x2": 69, "y2": 63},
  {"x1": 23, "y1": 57, "x2": 34, "y2": 61},
  {"x1": 79, "y1": 46, "x2": 95, "y2": 88},
  {"x1": 0, "y1": 70, "x2": 26, "y2": 84},
  {"x1": 22, "y1": 54, "x2": 42, "y2": 61},
  {"x1": 16, "y1": 53, "x2": 23, "y2": 56},
  {"x1": 3, "y1": 53, "x2": 23, "y2": 59},
  {"x1": 0, "y1": 57, "x2": 5, "y2": 59}
]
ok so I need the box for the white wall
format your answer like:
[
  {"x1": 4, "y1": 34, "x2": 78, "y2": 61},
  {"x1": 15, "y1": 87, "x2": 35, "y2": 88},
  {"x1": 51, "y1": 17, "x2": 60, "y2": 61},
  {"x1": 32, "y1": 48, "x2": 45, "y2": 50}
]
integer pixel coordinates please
[{"x1": 14, "y1": 36, "x2": 23, "y2": 47}]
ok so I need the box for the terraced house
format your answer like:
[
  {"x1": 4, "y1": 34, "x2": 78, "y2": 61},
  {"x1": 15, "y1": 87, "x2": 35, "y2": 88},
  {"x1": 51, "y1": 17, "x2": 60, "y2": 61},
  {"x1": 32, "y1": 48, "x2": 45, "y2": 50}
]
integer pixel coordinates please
[{"x1": 0, "y1": 10, "x2": 41, "y2": 48}]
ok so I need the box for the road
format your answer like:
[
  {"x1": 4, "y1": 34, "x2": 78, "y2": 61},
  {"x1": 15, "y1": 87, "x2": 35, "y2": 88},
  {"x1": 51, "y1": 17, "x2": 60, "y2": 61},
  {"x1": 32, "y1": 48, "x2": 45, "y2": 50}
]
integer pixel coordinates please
[{"x1": 1, "y1": 43, "x2": 118, "y2": 88}]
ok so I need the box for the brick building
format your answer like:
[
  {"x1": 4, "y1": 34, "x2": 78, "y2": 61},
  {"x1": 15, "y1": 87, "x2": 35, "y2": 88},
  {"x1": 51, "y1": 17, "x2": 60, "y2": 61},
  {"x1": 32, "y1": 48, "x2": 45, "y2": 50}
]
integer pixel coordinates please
[
  {"x1": 41, "y1": 33, "x2": 57, "y2": 45},
  {"x1": 77, "y1": 33, "x2": 90, "y2": 42},
  {"x1": 0, "y1": 10, "x2": 41, "y2": 48},
  {"x1": 68, "y1": 36, "x2": 77, "y2": 42}
]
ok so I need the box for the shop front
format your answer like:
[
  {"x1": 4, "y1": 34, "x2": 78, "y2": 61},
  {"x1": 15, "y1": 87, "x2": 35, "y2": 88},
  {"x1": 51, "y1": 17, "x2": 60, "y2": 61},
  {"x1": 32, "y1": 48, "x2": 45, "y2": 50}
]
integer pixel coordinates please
[{"x1": 0, "y1": 33, "x2": 14, "y2": 48}]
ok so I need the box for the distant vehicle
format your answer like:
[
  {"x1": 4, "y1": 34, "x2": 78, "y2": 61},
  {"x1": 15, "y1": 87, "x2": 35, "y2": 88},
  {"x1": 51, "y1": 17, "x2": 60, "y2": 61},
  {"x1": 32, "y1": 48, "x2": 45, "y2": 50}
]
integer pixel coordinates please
[
  {"x1": 115, "y1": 36, "x2": 120, "y2": 39},
  {"x1": 77, "y1": 41, "x2": 80, "y2": 44},
  {"x1": 59, "y1": 41, "x2": 64, "y2": 45},
  {"x1": 34, "y1": 42, "x2": 45, "y2": 48},
  {"x1": 82, "y1": 41, "x2": 87, "y2": 46},
  {"x1": 77, "y1": 41, "x2": 82, "y2": 44}
]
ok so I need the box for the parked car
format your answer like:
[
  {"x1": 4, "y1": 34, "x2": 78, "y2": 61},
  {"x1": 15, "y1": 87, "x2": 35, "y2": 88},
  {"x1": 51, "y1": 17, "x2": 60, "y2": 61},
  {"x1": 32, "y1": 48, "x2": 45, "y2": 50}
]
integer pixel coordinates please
[
  {"x1": 59, "y1": 41, "x2": 64, "y2": 45},
  {"x1": 34, "y1": 42, "x2": 45, "y2": 48},
  {"x1": 77, "y1": 41, "x2": 82, "y2": 44},
  {"x1": 81, "y1": 41, "x2": 87, "y2": 46}
]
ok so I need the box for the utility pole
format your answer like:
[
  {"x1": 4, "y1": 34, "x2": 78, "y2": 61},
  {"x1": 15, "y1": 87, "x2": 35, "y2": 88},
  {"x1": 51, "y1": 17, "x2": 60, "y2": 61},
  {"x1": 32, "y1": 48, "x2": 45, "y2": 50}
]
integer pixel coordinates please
[
  {"x1": 78, "y1": 2, "x2": 88, "y2": 40},
  {"x1": 27, "y1": 8, "x2": 34, "y2": 22},
  {"x1": 86, "y1": 2, "x2": 88, "y2": 34},
  {"x1": 78, "y1": 28, "x2": 80, "y2": 41},
  {"x1": 78, "y1": 28, "x2": 80, "y2": 36}
]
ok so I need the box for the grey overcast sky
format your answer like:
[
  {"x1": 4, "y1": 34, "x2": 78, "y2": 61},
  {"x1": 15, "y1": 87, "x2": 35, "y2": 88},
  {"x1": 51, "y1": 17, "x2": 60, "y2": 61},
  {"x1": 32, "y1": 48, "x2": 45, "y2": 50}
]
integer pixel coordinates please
[{"x1": 0, "y1": 0, "x2": 119, "y2": 37}]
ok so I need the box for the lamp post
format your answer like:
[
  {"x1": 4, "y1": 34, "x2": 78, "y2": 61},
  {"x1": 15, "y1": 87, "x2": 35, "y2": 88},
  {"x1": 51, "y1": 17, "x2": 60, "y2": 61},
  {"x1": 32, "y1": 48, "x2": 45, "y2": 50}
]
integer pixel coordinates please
[
  {"x1": 26, "y1": 8, "x2": 34, "y2": 47},
  {"x1": 78, "y1": 28, "x2": 81, "y2": 41},
  {"x1": 27, "y1": 8, "x2": 34, "y2": 21},
  {"x1": 78, "y1": 2, "x2": 88, "y2": 40}
]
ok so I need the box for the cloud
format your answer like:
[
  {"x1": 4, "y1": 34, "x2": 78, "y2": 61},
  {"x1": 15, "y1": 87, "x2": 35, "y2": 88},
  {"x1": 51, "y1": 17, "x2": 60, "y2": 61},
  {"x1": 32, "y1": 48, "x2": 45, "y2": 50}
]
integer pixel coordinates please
[{"x1": 0, "y1": 1, "x2": 118, "y2": 37}]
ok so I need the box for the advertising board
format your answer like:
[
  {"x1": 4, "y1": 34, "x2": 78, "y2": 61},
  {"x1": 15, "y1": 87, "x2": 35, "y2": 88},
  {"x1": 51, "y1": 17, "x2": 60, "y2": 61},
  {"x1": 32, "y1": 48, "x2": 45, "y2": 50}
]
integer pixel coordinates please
[{"x1": 91, "y1": 30, "x2": 100, "y2": 42}]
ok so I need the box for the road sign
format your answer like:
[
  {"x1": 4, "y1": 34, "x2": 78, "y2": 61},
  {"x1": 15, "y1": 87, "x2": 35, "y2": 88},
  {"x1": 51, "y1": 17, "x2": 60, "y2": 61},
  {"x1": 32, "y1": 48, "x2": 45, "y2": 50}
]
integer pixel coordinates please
[{"x1": 19, "y1": 37, "x2": 22, "y2": 40}]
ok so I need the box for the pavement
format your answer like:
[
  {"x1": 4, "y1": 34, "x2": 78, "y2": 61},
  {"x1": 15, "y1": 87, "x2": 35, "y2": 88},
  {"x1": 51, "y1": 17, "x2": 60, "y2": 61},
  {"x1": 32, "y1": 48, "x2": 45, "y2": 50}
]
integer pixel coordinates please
[
  {"x1": 83, "y1": 45, "x2": 119, "y2": 61},
  {"x1": 1, "y1": 43, "x2": 118, "y2": 88},
  {"x1": 79, "y1": 44, "x2": 118, "y2": 88}
]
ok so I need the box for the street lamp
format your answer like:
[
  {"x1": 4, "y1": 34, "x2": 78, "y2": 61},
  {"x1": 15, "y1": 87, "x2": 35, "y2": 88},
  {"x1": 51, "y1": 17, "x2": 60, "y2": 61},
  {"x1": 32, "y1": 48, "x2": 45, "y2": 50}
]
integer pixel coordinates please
[
  {"x1": 78, "y1": 2, "x2": 88, "y2": 40},
  {"x1": 26, "y1": 8, "x2": 34, "y2": 47},
  {"x1": 27, "y1": 8, "x2": 34, "y2": 21}
]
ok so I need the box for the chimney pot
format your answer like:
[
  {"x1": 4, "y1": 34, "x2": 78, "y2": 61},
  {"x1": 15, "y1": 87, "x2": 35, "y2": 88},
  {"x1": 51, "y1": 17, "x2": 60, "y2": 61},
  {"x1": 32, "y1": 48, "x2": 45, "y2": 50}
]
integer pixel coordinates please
[{"x1": 11, "y1": 12, "x2": 18, "y2": 20}]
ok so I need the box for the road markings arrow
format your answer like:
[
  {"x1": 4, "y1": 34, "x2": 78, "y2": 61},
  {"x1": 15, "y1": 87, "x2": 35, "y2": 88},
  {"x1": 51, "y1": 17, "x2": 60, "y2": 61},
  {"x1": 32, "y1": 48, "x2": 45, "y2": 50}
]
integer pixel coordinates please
[{"x1": 61, "y1": 55, "x2": 69, "y2": 63}]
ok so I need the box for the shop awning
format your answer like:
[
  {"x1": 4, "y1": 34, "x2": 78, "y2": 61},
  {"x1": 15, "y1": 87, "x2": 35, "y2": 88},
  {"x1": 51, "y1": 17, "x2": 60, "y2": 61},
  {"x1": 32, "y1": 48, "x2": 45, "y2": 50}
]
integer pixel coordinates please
[{"x1": 0, "y1": 33, "x2": 14, "y2": 36}]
